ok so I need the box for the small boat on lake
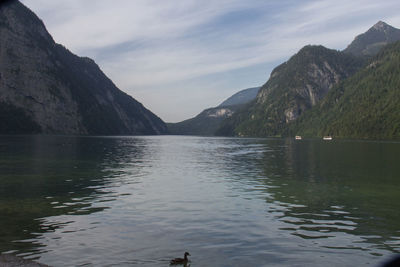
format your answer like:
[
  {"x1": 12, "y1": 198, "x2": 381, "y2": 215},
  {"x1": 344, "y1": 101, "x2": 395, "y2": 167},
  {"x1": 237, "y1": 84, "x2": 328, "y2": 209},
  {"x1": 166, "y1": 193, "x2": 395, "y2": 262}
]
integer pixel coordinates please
[
  {"x1": 323, "y1": 136, "x2": 333, "y2": 140},
  {"x1": 295, "y1": 136, "x2": 302, "y2": 140}
]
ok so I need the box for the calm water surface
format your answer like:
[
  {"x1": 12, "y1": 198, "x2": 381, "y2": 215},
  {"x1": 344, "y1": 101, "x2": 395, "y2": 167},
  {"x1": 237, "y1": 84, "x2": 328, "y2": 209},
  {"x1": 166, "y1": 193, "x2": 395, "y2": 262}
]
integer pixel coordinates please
[{"x1": 0, "y1": 136, "x2": 399, "y2": 266}]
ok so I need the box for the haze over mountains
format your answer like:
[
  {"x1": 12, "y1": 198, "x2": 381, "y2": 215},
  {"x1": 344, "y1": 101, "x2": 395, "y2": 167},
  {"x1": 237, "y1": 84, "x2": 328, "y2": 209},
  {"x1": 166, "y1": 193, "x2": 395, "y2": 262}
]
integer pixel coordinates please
[
  {"x1": 215, "y1": 21, "x2": 400, "y2": 139},
  {"x1": 168, "y1": 87, "x2": 260, "y2": 136},
  {"x1": 218, "y1": 87, "x2": 260, "y2": 107},
  {"x1": 0, "y1": 1, "x2": 167, "y2": 135},
  {"x1": 0, "y1": 1, "x2": 399, "y2": 140},
  {"x1": 170, "y1": 21, "x2": 400, "y2": 139},
  {"x1": 216, "y1": 46, "x2": 365, "y2": 136}
]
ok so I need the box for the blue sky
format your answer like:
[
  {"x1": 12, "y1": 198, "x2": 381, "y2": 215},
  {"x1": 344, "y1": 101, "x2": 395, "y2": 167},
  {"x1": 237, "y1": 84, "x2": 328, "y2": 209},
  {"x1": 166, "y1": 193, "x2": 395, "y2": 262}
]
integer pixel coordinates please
[{"x1": 21, "y1": 0, "x2": 400, "y2": 122}]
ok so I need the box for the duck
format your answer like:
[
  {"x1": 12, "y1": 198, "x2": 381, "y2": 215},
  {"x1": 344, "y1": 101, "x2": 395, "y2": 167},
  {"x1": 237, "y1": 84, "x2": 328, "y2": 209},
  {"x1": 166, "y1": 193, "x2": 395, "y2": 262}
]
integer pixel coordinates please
[{"x1": 170, "y1": 252, "x2": 190, "y2": 265}]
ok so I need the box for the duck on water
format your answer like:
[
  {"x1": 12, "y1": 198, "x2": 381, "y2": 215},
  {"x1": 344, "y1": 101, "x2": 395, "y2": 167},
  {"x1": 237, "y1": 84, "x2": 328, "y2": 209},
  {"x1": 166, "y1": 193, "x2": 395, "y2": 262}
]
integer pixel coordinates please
[{"x1": 170, "y1": 252, "x2": 191, "y2": 265}]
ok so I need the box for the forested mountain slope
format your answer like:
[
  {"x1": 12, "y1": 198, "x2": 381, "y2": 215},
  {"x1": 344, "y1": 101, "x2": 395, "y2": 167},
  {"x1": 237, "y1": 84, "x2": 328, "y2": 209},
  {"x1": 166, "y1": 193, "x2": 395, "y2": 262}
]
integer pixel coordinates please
[{"x1": 0, "y1": 1, "x2": 167, "y2": 135}]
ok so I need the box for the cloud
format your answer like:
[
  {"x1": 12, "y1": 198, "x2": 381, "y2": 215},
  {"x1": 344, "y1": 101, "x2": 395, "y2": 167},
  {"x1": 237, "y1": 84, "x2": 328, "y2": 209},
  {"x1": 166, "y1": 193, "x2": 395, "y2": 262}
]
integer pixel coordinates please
[{"x1": 21, "y1": 0, "x2": 400, "y2": 122}]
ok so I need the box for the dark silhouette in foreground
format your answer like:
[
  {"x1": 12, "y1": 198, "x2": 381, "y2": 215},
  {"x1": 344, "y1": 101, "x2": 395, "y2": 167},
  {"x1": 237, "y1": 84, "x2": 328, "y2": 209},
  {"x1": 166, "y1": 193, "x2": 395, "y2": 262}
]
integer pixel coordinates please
[
  {"x1": 170, "y1": 252, "x2": 190, "y2": 265},
  {"x1": 382, "y1": 255, "x2": 400, "y2": 267}
]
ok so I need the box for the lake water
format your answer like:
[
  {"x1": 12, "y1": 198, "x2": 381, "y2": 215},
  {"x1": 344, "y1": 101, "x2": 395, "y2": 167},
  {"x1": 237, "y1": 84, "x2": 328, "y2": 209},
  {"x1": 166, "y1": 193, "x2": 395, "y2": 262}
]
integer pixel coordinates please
[{"x1": 0, "y1": 135, "x2": 399, "y2": 266}]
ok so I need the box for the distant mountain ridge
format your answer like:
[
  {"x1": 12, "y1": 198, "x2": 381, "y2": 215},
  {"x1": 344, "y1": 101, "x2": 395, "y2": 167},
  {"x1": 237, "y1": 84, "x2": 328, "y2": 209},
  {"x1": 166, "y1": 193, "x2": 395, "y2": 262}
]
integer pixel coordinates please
[
  {"x1": 0, "y1": 1, "x2": 167, "y2": 135},
  {"x1": 218, "y1": 87, "x2": 260, "y2": 107},
  {"x1": 168, "y1": 87, "x2": 259, "y2": 136},
  {"x1": 217, "y1": 21, "x2": 400, "y2": 139}
]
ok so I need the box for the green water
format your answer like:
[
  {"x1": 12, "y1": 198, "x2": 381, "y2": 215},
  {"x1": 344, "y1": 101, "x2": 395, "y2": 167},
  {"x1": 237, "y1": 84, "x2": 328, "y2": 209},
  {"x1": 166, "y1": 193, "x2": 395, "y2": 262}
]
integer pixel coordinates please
[{"x1": 0, "y1": 136, "x2": 399, "y2": 266}]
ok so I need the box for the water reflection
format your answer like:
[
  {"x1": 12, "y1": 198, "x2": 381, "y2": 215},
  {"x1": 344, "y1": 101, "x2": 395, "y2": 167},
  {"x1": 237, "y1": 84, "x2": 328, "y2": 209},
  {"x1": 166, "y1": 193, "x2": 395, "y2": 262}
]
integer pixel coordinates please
[
  {"x1": 258, "y1": 139, "x2": 400, "y2": 255},
  {"x1": 0, "y1": 136, "x2": 150, "y2": 258},
  {"x1": 0, "y1": 136, "x2": 399, "y2": 266}
]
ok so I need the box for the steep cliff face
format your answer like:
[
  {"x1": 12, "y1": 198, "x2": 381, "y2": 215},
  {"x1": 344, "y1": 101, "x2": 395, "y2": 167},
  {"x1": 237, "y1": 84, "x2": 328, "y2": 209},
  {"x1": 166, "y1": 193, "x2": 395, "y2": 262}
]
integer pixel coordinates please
[
  {"x1": 292, "y1": 41, "x2": 400, "y2": 140},
  {"x1": 220, "y1": 45, "x2": 364, "y2": 137},
  {"x1": 344, "y1": 21, "x2": 400, "y2": 57},
  {"x1": 215, "y1": 21, "x2": 400, "y2": 138},
  {"x1": 0, "y1": 1, "x2": 82, "y2": 134},
  {"x1": 0, "y1": 1, "x2": 167, "y2": 135},
  {"x1": 257, "y1": 46, "x2": 363, "y2": 121}
]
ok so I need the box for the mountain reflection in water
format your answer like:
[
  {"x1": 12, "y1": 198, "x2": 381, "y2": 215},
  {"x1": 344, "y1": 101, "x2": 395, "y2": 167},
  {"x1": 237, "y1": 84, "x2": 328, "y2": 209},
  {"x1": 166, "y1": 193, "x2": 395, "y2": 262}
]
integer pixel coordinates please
[
  {"x1": 0, "y1": 136, "x2": 147, "y2": 257},
  {"x1": 0, "y1": 136, "x2": 399, "y2": 266},
  {"x1": 258, "y1": 139, "x2": 400, "y2": 254}
]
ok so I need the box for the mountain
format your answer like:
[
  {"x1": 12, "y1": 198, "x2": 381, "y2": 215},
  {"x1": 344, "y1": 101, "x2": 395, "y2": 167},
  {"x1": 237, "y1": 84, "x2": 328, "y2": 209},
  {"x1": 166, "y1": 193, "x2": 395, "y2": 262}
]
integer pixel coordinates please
[
  {"x1": 217, "y1": 45, "x2": 364, "y2": 137},
  {"x1": 0, "y1": 1, "x2": 167, "y2": 135},
  {"x1": 217, "y1": 21, "x2": 400, "y2": 139},
  {"x1": 291, "y1": 41, "x2": 400, "y2": 140},
  {"x1": 167, "y1": 106, "x2": 239, "y2": 136},
  {"x1": 344, "y1": 21, "x2": 400, "y2": 57},
  {"x1": 168, "y1": 87, "x2": 259, "y2": 136},
  {"x1": 218, "y1": 87, "x2": 260, "y2": 107}
]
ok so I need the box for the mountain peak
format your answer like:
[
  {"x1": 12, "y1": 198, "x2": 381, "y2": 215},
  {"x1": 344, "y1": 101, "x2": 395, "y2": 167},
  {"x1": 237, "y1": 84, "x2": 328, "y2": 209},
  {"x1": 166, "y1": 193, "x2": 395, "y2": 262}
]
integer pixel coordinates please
[
  {"x1": 373, "y1": 21, "x2": 389, "y2": 30},
  {"x1": 344, "y1": 21, "x2": 400, "y2": 56},
  {"x1": 0, "y1": 0, "x2": 167, "y2": 135},
  {"x1": 218, "y1": 87, "x2": 260, "y2": 107}
]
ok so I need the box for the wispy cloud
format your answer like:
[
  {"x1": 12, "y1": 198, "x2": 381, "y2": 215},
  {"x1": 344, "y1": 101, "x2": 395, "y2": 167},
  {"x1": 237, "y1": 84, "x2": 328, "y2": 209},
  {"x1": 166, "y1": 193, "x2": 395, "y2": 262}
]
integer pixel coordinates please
[{"x1": 21, "y1": 0, "x2": 400, "y2": 122}]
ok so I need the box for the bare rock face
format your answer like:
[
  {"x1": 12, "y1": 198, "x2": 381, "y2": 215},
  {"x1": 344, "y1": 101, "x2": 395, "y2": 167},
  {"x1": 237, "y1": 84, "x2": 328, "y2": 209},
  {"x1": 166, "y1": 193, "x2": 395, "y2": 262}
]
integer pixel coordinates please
[
  {"x1": 292, "y1": 41, "x2": 400, "y2": 140},
  {"x1": 225, "y1": 45, "x2": 364, "y2": 136},
  {"x1": 216, "y1": 21, "x2": 400, "y2": 137},
  {"x1": 344, "y1": 21, "x2": 400, "y2": 57},
  {"x1": 259, "y1": 46, "x2": 363, "y2": 122},
  {"x1": 0, "y1": 1, "x2": 84, "y2": 134},
  {"x1": 204, "y1": 108, "x2": 234, "y2": 118},
  {"x1": 0, "y1": 1, "x2": 167, "y2": 135}
]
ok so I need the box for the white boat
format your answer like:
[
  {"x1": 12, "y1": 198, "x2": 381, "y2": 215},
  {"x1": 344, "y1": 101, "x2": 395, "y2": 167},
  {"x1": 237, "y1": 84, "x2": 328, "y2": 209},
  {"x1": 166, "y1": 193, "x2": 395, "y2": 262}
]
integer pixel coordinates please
[
  {"x1": 323, "y1": 136, "x2": 333, "y2": 140},
  {"x1": 295, "y1": 136, "x2": 302, "y2": 140}
]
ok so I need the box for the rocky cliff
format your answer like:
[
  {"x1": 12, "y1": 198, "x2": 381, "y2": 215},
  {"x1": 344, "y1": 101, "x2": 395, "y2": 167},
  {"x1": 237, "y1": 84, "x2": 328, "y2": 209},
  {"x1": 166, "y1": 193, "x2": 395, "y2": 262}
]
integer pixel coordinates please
[
  {"x1": 0, "y1": 1, "x2": 167, "y2": 135},
  {"x1": 217, "y1": 46, "x2": 364, "y2": 137},
  {"x1": 344, "y1": 21, "x2": 400, "y2": 57},
  {"x1": 217, "y1": 21, "x2": 400, "y2": 138},
  {"x1": 292, "y1": 41, "x2": 400, "y2": 139}
]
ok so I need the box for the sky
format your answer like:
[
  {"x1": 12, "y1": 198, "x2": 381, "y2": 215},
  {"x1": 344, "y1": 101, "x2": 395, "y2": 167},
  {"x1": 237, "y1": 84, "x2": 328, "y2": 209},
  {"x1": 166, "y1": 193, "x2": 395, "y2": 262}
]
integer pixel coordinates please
[{"x1": 20, "y1": 0, "x2": 400, "y2": 122}]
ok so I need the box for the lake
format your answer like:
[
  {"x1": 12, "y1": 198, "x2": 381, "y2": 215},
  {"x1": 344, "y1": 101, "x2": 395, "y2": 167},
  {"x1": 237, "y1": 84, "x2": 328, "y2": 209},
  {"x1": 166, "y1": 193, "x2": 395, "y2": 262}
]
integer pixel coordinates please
[{"x1": 0, "y1": 135, "x2": 399, "y2": 266}]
